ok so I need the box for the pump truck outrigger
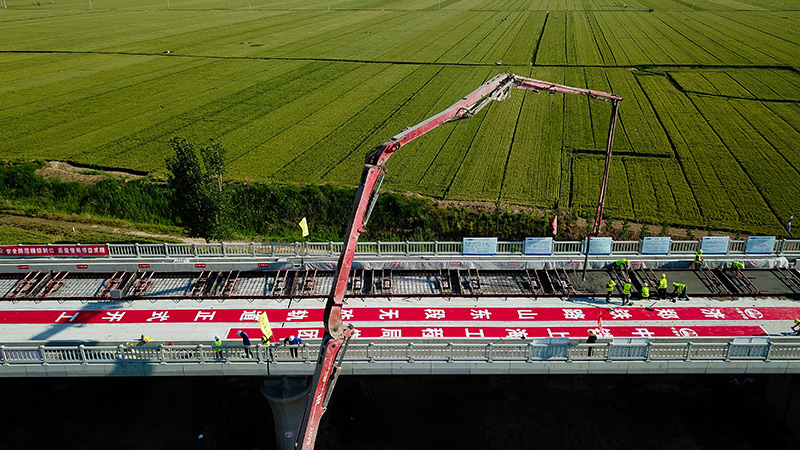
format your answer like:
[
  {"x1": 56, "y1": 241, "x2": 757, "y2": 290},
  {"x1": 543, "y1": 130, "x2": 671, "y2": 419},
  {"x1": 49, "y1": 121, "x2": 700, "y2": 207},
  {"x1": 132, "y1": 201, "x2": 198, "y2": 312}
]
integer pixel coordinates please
[{"x1": 294, "y1": 73, "x2": 623, "y2": 450}]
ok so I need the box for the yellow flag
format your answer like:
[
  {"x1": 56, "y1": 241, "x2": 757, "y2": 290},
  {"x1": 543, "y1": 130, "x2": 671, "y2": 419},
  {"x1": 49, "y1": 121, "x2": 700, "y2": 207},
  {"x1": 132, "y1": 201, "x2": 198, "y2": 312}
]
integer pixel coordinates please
[
  {"x1": 299, "y1": 217, "x2": 309, "y2": 237},
  {"x1": 258, "y1": 312, "x2": 273, "y2": 340}
]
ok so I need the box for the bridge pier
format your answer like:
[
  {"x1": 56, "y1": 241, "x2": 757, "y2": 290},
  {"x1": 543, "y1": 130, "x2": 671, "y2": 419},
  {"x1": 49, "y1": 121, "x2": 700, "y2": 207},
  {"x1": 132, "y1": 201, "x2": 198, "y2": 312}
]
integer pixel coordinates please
[{"x1": 261, "y1": 376, "x2": 311, "y2": 450}]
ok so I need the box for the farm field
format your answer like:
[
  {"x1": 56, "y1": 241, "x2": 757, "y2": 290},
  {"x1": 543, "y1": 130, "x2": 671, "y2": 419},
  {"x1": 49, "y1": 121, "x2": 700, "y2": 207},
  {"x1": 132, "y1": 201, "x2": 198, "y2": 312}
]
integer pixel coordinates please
[{"x1": 1, "y1": 0, "x2": 800, "y2": 236}]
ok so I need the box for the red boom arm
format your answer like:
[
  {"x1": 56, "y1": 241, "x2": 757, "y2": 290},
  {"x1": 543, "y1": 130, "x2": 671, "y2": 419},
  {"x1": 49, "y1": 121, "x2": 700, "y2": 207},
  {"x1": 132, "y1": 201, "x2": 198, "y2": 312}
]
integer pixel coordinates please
[{"x1": 295, "y1": 73, "x2": 622, "y2": 450}]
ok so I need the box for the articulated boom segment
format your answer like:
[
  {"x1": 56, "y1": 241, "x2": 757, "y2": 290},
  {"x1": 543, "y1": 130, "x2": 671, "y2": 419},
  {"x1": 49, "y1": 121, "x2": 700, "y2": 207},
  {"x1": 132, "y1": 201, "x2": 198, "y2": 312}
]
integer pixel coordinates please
[{"x1": 295, "y1": 73, "x2": 622, "y2": 450}]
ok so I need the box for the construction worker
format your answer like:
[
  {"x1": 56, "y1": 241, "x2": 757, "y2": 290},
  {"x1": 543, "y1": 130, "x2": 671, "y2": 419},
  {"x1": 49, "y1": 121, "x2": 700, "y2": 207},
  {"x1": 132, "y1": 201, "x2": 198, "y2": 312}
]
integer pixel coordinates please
[
  {"x1": 693, "y1": 249, "x2": 703, "y2": 268},
  {"x1": 792, "y1": 319, "x2": 800, "y2": 336},
  {"x1": 622, "y1": 279, "x2": 632, "y2": 306},
  {"x1": 615, "y1": 258, "x2": 630, "y2": 274},
  {"x1": 731, "y1": 260, "x2": 745, "y2": 279},
  {"x1": 605, "y1": 279, "x2": 615, "y2": 303},
  {"x1": 658, "y1": 273, "x2": 668, "y2": 300},
  {"x1": 641, "y1": 282, "x2": 650, "y2": 300},
  {"x1": 284, "y1": 335, "x2": 303, "y2": 358},
  {"x1": 136, "y1": 334, "x2": 152, "y2": 346},
  {"x1": 237, "y1": 330, "x2": 252, "y2": 358},
  {"x1": 586, "y1": 330, "x2": 597, "y2": 356},
  {"x1": 213, "y1": 335, "x2": 223, "y2": 358},
  {"x1": 671, "y1": 282, "x2": 687, "y2": 301}
]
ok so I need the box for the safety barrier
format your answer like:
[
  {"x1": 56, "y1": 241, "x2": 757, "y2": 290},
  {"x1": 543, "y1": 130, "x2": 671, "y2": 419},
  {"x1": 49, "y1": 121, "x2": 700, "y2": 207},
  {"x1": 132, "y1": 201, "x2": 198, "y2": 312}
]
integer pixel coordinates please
[
  {"x1": 1, "y1": 238, "x2": 786, "y2": 260},
  {"x1": 2, "y1": 339, "x2": 800, "y2": 368},
  {"x1": 3, "y1": 239, "x2": 800, "y2": 260}
]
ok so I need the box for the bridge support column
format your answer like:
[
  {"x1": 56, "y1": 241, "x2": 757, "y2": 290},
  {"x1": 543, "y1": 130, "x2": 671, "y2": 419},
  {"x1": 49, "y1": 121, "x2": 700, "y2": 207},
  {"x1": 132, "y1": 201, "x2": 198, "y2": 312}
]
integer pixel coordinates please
[{"x1": 261, "y1": 376, "x2": 311, "y2": 450}]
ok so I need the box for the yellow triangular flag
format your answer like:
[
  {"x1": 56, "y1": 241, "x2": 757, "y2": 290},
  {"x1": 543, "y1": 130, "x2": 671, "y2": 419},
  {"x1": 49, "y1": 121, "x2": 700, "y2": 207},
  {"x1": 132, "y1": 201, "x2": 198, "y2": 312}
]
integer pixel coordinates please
[
  {"x1": 299, "y1": 217, "x2": 309, "y2": 237},
  {"x1": 258, "y1": 312, "x2": 273, "y2": 340}
]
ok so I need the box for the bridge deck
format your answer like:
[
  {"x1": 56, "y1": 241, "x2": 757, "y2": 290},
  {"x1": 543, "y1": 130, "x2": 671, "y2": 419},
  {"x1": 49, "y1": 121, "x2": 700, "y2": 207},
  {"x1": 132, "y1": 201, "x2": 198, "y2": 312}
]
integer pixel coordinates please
[
  {"x1": 0, "y1": 294, "x2": 797, "y2": 345},
  {"x1": 1, "y1": 266, "x2": 798, "y2": 300},
  {"x1": 0, "y1": 257, "x2": 798, "y2": 371}
]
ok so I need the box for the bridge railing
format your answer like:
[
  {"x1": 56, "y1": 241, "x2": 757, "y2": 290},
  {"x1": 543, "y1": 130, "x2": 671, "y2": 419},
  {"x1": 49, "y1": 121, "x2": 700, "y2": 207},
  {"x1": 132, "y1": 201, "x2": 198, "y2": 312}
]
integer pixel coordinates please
[
  {"x1": 3, "y1": 239, "x2": 799, "y2": 260},
  {"x1": 2, "y1": 339, "x2": 800, "y2": 368},
  {"x1": 103, "y1": 239, "x2": 800, "y2": 259}
]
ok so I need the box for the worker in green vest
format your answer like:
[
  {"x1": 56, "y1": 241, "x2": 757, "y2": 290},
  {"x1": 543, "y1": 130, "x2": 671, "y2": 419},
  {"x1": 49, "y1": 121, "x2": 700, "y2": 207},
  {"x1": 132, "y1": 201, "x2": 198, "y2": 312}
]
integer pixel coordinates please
[
  {"x1": 693, "y1": 249, "x2": 703, "y2": 268},
  {"x1": 213, "y1": 336, "x2": 223, "y2": 358},
  {"x1": 622, "y1": 279, "x2": 632, "y2": 306},
  {"x1": 671, "y1": 282, "x2": 687, "y2": 301},
  {"x1": 605, "y1": 279, "x2": 615, "y2": 303},
  {"x1": 641, "y1": 282, "x2": 650, "y2": 300},
  {"x1": 658, "y1": 273, "x2": 668, "y2": 299},
  {"x1": 615, "y1": 258, "x2": 630, "y2": 274},
  {"x1": 732, "y1": 260, "x2": 745, "y2": 278}
]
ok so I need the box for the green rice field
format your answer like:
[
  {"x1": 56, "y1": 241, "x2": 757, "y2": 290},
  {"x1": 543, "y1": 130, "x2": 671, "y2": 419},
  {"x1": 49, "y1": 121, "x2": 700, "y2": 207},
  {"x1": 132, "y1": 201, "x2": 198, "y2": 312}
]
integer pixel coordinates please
[{"x1": 1, "y1": 0, "x2": 799, "y2": 235}]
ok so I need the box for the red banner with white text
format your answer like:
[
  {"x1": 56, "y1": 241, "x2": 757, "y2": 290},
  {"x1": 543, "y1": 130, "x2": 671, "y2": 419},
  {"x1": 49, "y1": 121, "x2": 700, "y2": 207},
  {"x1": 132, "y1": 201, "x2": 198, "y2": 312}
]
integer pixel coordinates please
[{"x1": 0, "y1": 244, "x2": 109, "y2": 257}]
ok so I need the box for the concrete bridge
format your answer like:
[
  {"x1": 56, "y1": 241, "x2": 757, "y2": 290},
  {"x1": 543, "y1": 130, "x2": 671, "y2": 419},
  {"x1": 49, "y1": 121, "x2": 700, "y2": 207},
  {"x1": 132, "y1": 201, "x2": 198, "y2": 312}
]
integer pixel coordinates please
[{"x1": 1, "y1": 242, "x2": 800, "y2": 378}]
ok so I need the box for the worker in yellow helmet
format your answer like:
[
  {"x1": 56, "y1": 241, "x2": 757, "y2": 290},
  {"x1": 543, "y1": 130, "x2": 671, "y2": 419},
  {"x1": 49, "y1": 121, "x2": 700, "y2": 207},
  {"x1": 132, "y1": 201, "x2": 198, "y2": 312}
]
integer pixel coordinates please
[
  {"x1": 792, "y1": 319, "x2": 800, "y2": 336},
  {"x1": 605, "y1": 279, "x2": 615, "y2": 303},
  {"x1": 693, "y1": 249, "x2": 703, "y2": 269},
  {"x1": 640, "y1": 282, "x2": 650, "y2": 300},
  {"x1": 621, "y1": 279, "x2": 632, "y2": 306},
  {"x1": 672, "y1": 282, "x2": 687, "y2": 301},
  {"x1": 732, "y1": 261, "x2": 745, "y2": 278},
  {"x1": 658, "y1": 273, "x2": 668, "y2": 300}
]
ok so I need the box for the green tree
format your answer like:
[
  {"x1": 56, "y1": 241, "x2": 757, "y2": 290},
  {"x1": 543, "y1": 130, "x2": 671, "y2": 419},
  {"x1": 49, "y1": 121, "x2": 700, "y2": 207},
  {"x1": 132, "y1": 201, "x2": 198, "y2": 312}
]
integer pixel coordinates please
[
  {"x1": 165, "y1": 137, "x2": 233, "y2": 241},
  {"x1": 621, "y1": 220, "x2": 630, "y2": 240}
]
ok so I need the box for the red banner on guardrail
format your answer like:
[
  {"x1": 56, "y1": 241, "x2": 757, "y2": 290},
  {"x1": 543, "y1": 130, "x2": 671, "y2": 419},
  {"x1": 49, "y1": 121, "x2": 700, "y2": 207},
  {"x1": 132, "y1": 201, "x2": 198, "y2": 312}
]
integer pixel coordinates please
[{"x1": 0, "y1": 244, "x2": 109, "y2": 257}]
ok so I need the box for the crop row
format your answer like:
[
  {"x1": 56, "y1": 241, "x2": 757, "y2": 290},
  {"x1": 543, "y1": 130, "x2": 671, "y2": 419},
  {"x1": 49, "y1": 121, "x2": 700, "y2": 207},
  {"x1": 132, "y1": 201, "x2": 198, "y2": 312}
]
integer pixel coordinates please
[
  {"x1": 570, "y1": 155, "x2": 632, "y2": 220},
  {"x1": 669, "y1": 69, "x2": 800, "y2": 102},
  {"x1": 499, "y1": 67, "x2": 566, "y2": 208},
  {"x1": 292, "y1": 65, "x2": 447, "y2": 182},
  {"x1": 387, "y1": 66, "x2": 496, "y2": 196},
  {"x1": 535, "y1": 10, "x2": 799, "y2": 66},
  {"x1": 222, "y1": 63, "x2": 400, "y2": 176},
  {"x1": 6, "y1": 0, "x2": 797, "y2": 10},
  {"x1": 6, "y1": 8, "x2": 800, "y2": 67},
  {"x1": 692, "y1": 95, "x2": 800, "y2": 228},
  {"x1": 636, "y1": 74, "x2": 784, "y2": 233}
]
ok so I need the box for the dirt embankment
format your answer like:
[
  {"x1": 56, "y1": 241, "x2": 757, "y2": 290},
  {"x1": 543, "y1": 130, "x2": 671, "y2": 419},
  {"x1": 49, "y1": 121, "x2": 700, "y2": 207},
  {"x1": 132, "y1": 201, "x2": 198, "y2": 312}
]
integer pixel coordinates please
[{"x1": 35, "y1": 160, "x2": 145, "y2": 184}]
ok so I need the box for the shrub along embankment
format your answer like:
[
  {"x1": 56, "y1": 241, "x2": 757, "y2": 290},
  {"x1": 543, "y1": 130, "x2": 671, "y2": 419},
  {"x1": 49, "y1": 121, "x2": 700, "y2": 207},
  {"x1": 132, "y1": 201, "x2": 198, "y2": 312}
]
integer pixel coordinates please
[{"x1": 0, "y1": 162, "x2": 552, "y2": 242}]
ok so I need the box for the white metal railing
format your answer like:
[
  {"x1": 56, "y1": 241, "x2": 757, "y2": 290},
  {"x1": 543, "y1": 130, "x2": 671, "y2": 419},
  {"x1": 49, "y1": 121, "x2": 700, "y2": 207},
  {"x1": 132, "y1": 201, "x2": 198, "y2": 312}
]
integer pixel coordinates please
[
  {"x1": 2, "y1": 339, "x2": 800, "y2": 369},
  {"x1": 1, "y1": 239, "x2": 797, "y2": 260},
  {"x1": 1, "y1": 238, "x2": 793, "y2": 260}
]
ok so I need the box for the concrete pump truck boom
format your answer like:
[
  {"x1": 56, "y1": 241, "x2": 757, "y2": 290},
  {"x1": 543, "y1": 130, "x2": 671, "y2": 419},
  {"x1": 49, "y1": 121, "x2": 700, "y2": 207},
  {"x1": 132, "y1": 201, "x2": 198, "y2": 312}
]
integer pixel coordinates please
[{"x1": 295, "y1": 73, "x2": 622, "y2": 449}]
